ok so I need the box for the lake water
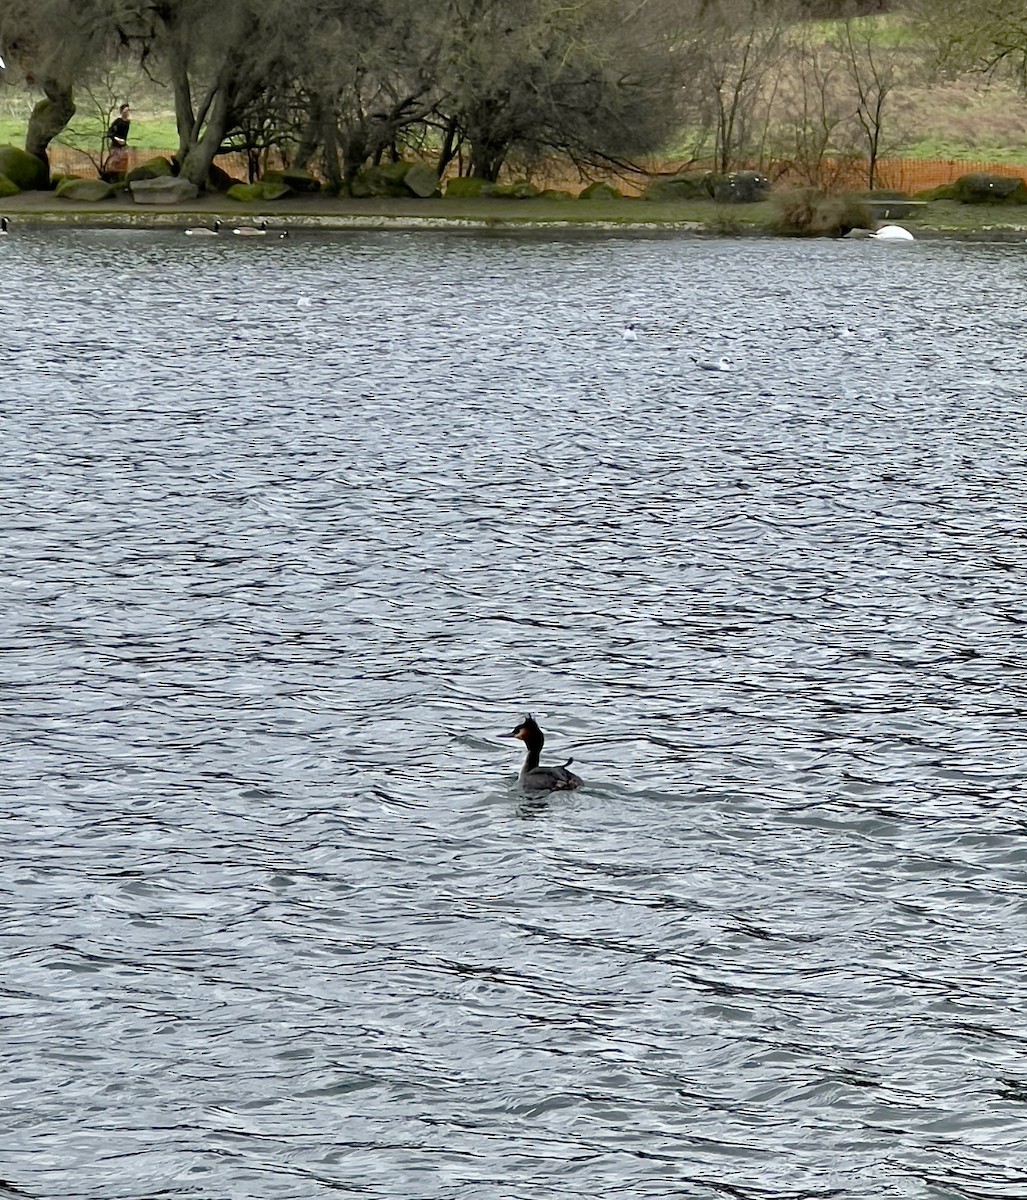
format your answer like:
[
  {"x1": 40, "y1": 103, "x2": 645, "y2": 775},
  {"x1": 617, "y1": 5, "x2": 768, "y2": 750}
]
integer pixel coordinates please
[{"x1": 3, "y1": 225, "x2": 1027, "y2": 1200}]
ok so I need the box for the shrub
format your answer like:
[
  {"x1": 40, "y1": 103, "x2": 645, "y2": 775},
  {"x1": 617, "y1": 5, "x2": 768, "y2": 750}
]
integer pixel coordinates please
[
  {"x1": 772, "y1": 188, "x2": 872, "y2": 236},
  {"x1": 952, "y1": 172, "x2": 1027, "y2": 204}
]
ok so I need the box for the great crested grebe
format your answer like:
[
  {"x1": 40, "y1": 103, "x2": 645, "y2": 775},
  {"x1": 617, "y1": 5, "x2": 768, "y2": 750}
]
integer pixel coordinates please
[{"x1": 502, "y1": 715, "x2": 582, "y2": 792}]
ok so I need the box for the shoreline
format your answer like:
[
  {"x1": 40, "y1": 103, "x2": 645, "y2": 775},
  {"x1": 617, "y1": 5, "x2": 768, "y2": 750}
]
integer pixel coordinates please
[{"x1": 3, "y1": 191, "x2": 1027, "y2": 239}]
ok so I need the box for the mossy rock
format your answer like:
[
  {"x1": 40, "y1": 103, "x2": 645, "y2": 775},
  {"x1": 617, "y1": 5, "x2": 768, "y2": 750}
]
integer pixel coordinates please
[
  {"x1": 714, "y1": 170, "x2": 771, "y2": 203},
  {"x1": 0, "y1": 173, "x2": 20, "y2": 198},
  {"x1": 226, "y1": 180, "x2": 292, "y2": 202},
  {"x1": 491, "y1": 181, "x2": 541, "y2": 199},
  {"x1": 445, "y1": 176, "x2": 496, "y2": 199},
  {"x1": 350, "y1": 165, "x2": 409, "y2": 198},
  {"x1": 539, "y1": 188, "x2": 575, "y2": 201},
  {"x1": 578, "y1": 181, "x2": 621, "y2": 200},
  {"x1": 952, "y1": 172, "x2": 1027, "y2": 204},
  {"x1": 403, "y1": 163, "x2": 440, "y2": 198},
  {"x1": 643, "y1": 172, "x2": 715, "y2": 202},
  {"x1": 55, "y1": 177, "x2": 116, "y2": 202},
  {"x1": 262, "y1": 167, "x2": 321, "y2": 193},
  {"x1": 126, "y1": 156, "x2": 173, "y2": 183},
  {"x1": 208, "y1": 163, "x2": 243, "y2": 192},
  {"x1": 0, "y1": 145, "x2": 48, "y2": 190}
]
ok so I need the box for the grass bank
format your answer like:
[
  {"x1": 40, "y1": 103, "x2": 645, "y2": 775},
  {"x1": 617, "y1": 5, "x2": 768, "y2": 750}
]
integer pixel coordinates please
[{"x1": 2, "y1": 189, "x2": 1027, "y2": 239}]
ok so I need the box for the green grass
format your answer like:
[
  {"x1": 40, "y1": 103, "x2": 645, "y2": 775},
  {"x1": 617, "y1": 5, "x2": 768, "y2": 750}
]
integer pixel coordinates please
[
  {"x1": 899, "y1": 137, "x2": 1027, "y2": 164},
  {"x1": 0, "y1": 115, "x2": 179, "y2": 151}
]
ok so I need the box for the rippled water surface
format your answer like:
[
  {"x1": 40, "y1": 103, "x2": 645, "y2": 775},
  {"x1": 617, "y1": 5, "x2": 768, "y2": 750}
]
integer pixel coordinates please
[{"x1": 4, "y1": 226, "x2": 1027, "y2": 1199}]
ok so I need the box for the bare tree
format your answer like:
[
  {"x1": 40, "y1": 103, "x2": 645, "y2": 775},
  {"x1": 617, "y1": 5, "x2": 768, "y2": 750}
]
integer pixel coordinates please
[
  {"x1": 834, "y1": 14, "x2": 899, "y2": 188},
  {"x1": 0, "y1": 0, "x2": 117, "y2": 167},
  {"x1": 775, "y1": 21, "x2": 854, "y2": 188},
  {"x1": 691, "y1": 0, "x2": 792, "y2": 174},
  {"x1": 431, "y1": 0, "x2": 687, "y2": 182}
]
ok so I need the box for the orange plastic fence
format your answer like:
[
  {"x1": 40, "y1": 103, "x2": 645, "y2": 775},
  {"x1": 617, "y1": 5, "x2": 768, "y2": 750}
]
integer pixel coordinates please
[{"x1": 44, "y1": 144, "x2": 1027, "y2": 196}]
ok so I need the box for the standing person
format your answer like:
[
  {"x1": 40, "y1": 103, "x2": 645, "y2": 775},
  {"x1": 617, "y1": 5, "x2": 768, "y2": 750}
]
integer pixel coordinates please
[{"x1": 107, "y1": 104, "x2": 131, "y2": 175}]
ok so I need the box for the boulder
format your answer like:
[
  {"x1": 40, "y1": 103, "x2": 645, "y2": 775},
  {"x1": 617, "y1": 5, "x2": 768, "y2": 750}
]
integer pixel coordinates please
[
  {"x1": 208, "y1": 162, "x2": 243, "y2": 192},
  {"x1": 351, "y1": 165, "x2": 410, "y2": 198},
  {"x1": 952, "y1": 172, "x2": 1027, "y2": 204},
  {"x1": 262, "y1": 167, "x2": 321, "y2": 193},
  {"x1": 642, "y1": 172, "x2": 715, "y2": 202},
  {"x1": 0, "y1": 145, "x2": 48, "y2": 190},
  {"x1": 578, "y1": 181, "x2": 621, "y2": 200},
  {"x1": 126, "y1": 156, "x2": 173, "y2": 183},
  {"x1": 0, "y1": 173, "x2": 19, "y2": 198},
  {"x1": 130, "y1": 176, "x2": 200, "y2": 204},
  {"x1": 444, "y1": 176, "x2": 495, "y2": 198},
  {"x1": 491, "y1": 181, "x2": 540, "y2": 199},
  {"x1": 714, "y1": 170, "x2": 771, "y2": 203},
  {"x1": 226, "y1": 180, "x2": 291, "y2": 202},
  {"x1": 538, "y1": 188, "x2": 575, "y2": 201},
  {"x1": 402, "y1": 163, "x2": 440, "y2": 198},
  {"x1": 56, "y1": 177, "x2": 117, "y2": 201}
]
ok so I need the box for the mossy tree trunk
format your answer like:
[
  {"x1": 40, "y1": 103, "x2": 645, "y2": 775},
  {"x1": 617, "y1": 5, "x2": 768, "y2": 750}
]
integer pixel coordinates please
[{"x1": 25, "y1": 78, "x2": 76, "y2": 169}]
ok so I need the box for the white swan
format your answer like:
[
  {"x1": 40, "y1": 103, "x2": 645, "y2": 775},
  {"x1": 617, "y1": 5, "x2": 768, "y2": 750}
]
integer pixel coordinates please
[
  {"x1": 185, "y1": 219, "x2": 221, "y2": 237},
  {"x1": 872, "y1": 224, "x2": 915, "y2": 241}
]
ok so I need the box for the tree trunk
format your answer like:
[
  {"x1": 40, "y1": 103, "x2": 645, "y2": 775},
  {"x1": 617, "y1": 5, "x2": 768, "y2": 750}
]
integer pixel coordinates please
[
  {"x1": 178, "y1": 88, "x2": 233, "y2": 188},
  {"x1": 25, "y1": 79, "x2": 76, "y2": 169},
  {"x1": 469, "y1": 140, "x2": 505, "y2": 181},
  {"x1": 322, "y1": 120, "x2": 343, "y2": 193},
  {"x1": 435, "y1": 118, "x2": 460, "y2": 178},
  {"x1": 293, "y1": 98, "x2": 324, "y2": 170}
]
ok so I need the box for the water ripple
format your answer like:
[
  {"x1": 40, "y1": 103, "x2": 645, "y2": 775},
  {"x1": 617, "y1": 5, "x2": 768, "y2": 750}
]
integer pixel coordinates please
[{"x1": 2, "y1": 229, "x2": 1027, "y2": 1198}]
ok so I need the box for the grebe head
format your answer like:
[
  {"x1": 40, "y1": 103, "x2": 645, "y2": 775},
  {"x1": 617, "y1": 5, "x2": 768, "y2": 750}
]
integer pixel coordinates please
[{"x1": 503, "y1": 714, "x2": 544, "y2": 749}]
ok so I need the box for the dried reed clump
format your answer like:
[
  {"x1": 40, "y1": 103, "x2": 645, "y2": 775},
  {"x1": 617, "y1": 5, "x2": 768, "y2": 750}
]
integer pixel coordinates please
[{"x1": 771, "y1": 187, "x2": 872, "y2": 236}]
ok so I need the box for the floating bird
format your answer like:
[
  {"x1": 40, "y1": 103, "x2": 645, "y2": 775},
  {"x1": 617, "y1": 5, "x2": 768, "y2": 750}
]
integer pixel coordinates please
[
  {"x1": 0, "y1": 54, "x2": 6, "y2": 71},
  {"x1": 872, "y1": 224, "x2": 915, "y2": 241},
  {"x1": 690, "y1": 353, "x2": 731, "y2": 372},
  {"x1": 184, "y1": 219, "x2": 221, "y2": 237},
  {"x1": 501, "y1": 714, "x2": 582, "y2": 793},
  {"x1": 233, "y1": 219, "x2": 268, "y2": 237},
  {"x1": 622, "y1": 322, "x2": 638, "y2": 342},
  {"x1": 0, "y1": 217, "x2": 8, "y2": 235}
]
